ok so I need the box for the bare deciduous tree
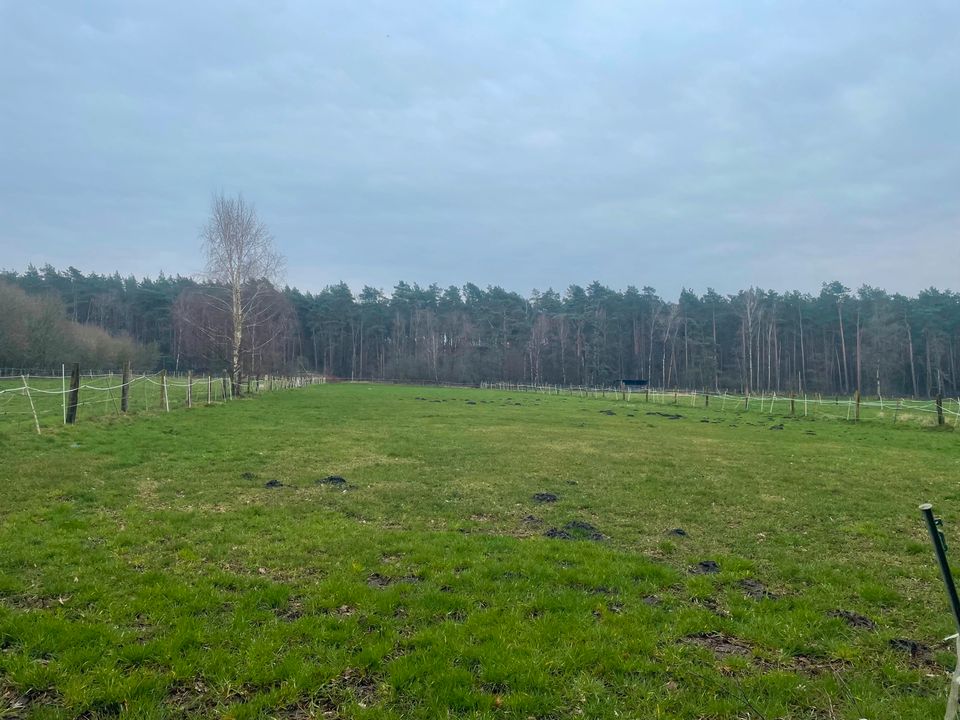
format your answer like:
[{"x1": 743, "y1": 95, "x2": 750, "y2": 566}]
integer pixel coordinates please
[{"x1": 201, "y1": 193, "x2": 284, "y2": 395}]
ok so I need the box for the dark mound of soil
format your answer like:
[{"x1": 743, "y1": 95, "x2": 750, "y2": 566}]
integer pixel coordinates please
[
  {"x1": 521, "y1": 515, "x2": 542, "y2": 524},
  {"x1": 686, "y1": 632, "x2": 753, "y2": 660},
  {"x1": 646, "y1": 412, "x2": 683, "y2": 420},
  {"x1": 599, "y1": 409, "x2": 616, "y2": 415},
  {"x1": 264, "y1": 479, "x2": 283, "y2": 488},
  {"x1": 241, "y1": 471, "x2": 257, "y2": 480},
  {"x1": 533, "y1": 492, "x2": 558, "y2": 503},
  {"x1": 770, "y1": 423, "x2": 784, "y2": 430},
  {"x1": 738, "y1": 579, "x2": 777, "y2": 600},
  {"x1": 318, "y1": 475, "x2": 347, "y2": 486},
  {"x1": 564, "y1": 520, "x2": 606, "y2": 540},
  {"x1": 466, "y1": 400, "x2": 477, "y2": 405},
  {"x1": 828, "y1": 609, "x2": 876, "y2": 630},
  {"x1": 889, "y1": 637, "x2": 930, "y2": 659},
  {"x1": 642, "y1": 595, "x2": 661, "y2": 606},
  {"x1": 668, "y1": 528, "x2": 687, "y2": 537},
  {"x1": 367, "y1": 573, "x2": 392, "y2": 589},
  {"x1": 542, "y1": 519, "x2": 606, "y2": 541},
  {"x1": 691, "y1": 560, "x2": 720, "y2": 574}
]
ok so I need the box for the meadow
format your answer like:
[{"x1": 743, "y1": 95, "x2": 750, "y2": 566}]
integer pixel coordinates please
[{"x1": 1, "y1": 382, "x2": 959, "y2": 719}]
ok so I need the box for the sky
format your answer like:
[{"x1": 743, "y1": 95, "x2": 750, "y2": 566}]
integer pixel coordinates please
[{"x1": 1, "y1": 1, "x2": 959, "y2": 299}]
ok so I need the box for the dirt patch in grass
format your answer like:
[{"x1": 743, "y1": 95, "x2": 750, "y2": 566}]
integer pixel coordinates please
[
  {"x1": 1, "y1": 683, "x2": 63, "y2": 714},
  {"x1": 326, "y1": 667, "x2": 380, "y2": 706},
  {"x1": 532, "y1": 492, "x2": 558, "y2": 503},
  {"x1": 241, "y1": 471, "x2": 257, "y2": 480},
  {"x1": 367, "y1": 573, "x2": 421, "y2": 589},
  {"x1": 787, "y1": 654, "x2": 847, "y2": 676},
  {"x1": 828, "y1": 609, "x2": 876, "y2": 630},
  {"x1": 276, "y1": 598, "x2": 305, "y2": 621},
  {"x1": 684, "y1": 632, "x2": 755, "y2": 661},
  {"x1": 667, "y1": 528, "x2": 687, "y2": 537},
  {"x1": 691, "y1": 596, "x2": 730, "y2": 617},
  {"x1": 738, "y1": 579, "x2": 778, "y2": 600},
  {"x1": 691, "y1": 560, "x2": 720, "y2": 574},
  {"x1": 544, "y1": 520, "x2": 606, "y2": 541},
  {"x1": 274, "y1": 697, "x2": 341, "y2": 719},
  {"x1": 165, "y1": 680, "x2": 219, "y2": 716},
  {"x1": 647, "y1": 412, "x2": 684, "y2": 420},
  {"x1": 265, "y1": 479, "x2": 284, "y2": 488},
  {"x1": 889, "y1": 637, "x2": 932, "y2": 662},
  {"x1": 367, "y1": 573, "x2": 392, "y2": 589},
  {"x1": 3, "y1": 594, "x2": 64, "y2": 610},
  {"x1": 318, "y1": 475, "x2": 347, "y2": 486}
]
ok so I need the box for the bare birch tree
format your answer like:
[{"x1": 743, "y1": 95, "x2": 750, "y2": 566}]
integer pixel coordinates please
[{"x1": 201, "y1": 193, "x2": 284, "y2": 395}]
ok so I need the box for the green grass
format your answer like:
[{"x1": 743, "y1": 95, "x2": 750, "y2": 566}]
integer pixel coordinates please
[
  {"x1": 1, "y1": 382, "x2": 959, "y2": 718},
  {"x1": 0, "y1": 374, "x2": 234, "y2": 430}
]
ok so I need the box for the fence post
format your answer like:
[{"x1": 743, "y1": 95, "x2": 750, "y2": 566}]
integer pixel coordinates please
[
  {"x1": 66, "y1": 363, "x2": 80, "y2": 424},
  {"x1": 790, "y1": 393, "x2": 796, "y2": 417},
  {"x1": 207, "y1": 375, "x2": 212, "y2": 404},
  {"x1": 937, "y1": 394, "x2": 945, "y2": 426},
  {"x1": 160, "y1": 370, "x2": 169, "y2": 412},
  {"x1": 855, "y1": 390, "x2": 861, "y2": 422},
  {"x1": 61, "y1": 363, "x2": 67, "y2": 424},
  {"x1": 186, "y1": 371, "x2": 193, "y2": 408},
  {"x1": 21, "y1": 375, "x2": 40, "y2": 435},
  {"x1": 705, "y1": 393, "x2": 709, "y2": 408},
  {"x1": 121, "y1": 361, "x2": 131, "y2": 413}
]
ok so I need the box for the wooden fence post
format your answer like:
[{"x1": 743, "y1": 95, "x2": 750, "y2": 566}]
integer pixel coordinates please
[
  {"x1": 66, "y1": 363, "x2": 80, "y2": 424},
  {"x1": 790, "y1": 393, "x2": 796, "y2": 417},
  {"x1": 855, "y1": 390, "x2": 861, "y2": 422},
  {"x1": 160, "y1": 370, "x2": 169, "y2": 412},
  {"x1": 705, "y1": 393, "x2": 709, "y2": 408},
  {"x1": 121, "y1": 361, "x2": 131, "y2": 413},
  {"x1": 186, "y1": 371, "x2": 193, "y2": 408},
  {"x1": 937, "y1": 394, "x2": 945, "y2": 426}
]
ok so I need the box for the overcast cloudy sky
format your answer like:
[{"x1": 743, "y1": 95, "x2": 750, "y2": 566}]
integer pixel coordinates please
[{"x1": 1, "y1": 1, "x2": 958, "y2": 298}]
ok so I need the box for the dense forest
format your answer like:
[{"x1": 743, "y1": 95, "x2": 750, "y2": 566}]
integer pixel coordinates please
[{"x1": 2, "y1": 264, "x2": 959, "y2": 398}]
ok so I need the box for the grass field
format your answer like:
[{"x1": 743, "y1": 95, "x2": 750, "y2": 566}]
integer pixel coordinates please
[
  {"x1": 1, "y1": 383, "x2": 959, "y2": 718},
  {"x1": 2, "y1": 374, "x2": 957, "y2": 433}
]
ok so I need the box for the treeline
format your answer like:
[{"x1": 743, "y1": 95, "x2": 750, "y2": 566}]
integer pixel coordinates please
[
  {"x1": 0, "y1": 280, "x2": 155, "y2": 371},
  {"x1": 2, "y1": 265, "x2": 959, "y2": 397}
]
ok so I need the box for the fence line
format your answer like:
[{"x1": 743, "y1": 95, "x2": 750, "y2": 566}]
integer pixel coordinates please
[
  {"x1": 0, "y1": 366, "x2": 326, "y2": 432},
  {"x1": 4, "y1": 370, "x2": 956, "y2": 433},
  {"x1": 473, "y1": 381, "x2": 960, "y2": 426}
]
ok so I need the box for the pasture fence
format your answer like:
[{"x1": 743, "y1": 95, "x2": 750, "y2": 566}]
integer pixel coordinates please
[
  {"x1": 0, "y1": 363, "x2": 325, "y2": 433},
  {"x1": 3, "y1": 369, "x2": 956, "y2": 433},
  {"x1": 476, "y1": 381, "x2": 960, "y2": 428}
]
